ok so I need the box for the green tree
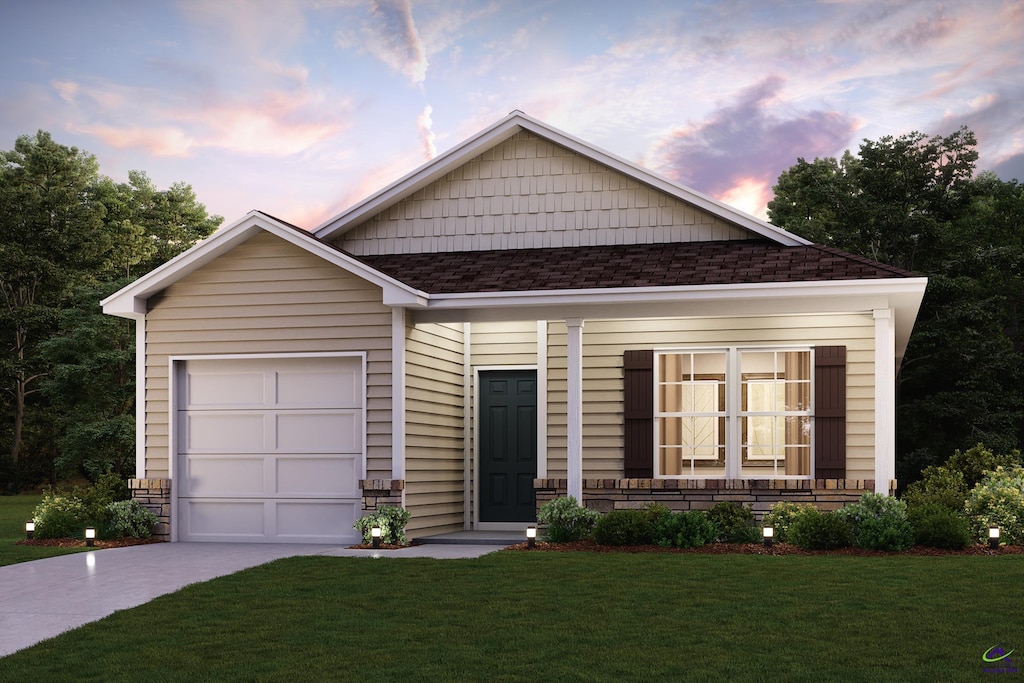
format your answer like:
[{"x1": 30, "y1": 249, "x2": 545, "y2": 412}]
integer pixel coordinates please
[{"x1": 768, "y1": 128, "x2": 1024, "y2": 485}]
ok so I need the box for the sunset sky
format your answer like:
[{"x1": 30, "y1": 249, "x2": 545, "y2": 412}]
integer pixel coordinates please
[{"x1": 1, "y1": 0, "x2": 1022, "y2": 229}]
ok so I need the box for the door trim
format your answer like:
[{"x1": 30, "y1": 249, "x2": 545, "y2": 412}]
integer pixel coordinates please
[{"x1": 473, "y1": 365, "x2": 538, "y2": 530}]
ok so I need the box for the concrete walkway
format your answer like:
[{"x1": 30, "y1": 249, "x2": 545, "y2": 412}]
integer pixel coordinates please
[{"x1": 0, "y1": 540, "x2": 509, "y2": 658}]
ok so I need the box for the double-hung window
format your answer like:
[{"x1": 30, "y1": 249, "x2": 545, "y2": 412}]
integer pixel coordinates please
[{"x1": 655, "y1": 348, "x2": 813, "y2": 478}]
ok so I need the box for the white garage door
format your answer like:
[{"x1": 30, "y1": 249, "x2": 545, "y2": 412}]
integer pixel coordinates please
[{"x1": 175, "y1": 356, "x2": 364, "y2": 543}]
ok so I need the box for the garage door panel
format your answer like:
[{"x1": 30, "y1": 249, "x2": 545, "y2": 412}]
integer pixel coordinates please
[
  {"x1": 180, "y1": 455, "x2": 266, "y2": 497},
  {"x1": 275, "y1": 411, "x2": 361, "y2": 452},
  {"x1": 184, "y1": 413, "x2": 269, "y2": 452},
  {"x1": 275, "y1": 501, "x2": 360, "y2": 542},
  {"x1": 181, "y1": 500, "x2": 267, "y2": 538},
  {"x1": 276, "y1": 456, "x2": 360, "y2": 496},
  {"x1": 185, "y1": 371, "x2": 266, "y2": 409},
  {"x1": 277, "y1": 367, "x2": 360, "y2": 408}
]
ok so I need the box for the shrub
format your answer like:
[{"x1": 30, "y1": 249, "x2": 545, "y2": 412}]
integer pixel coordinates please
[
  {"x1": 901, "y1": 465, "x2": 968, "y2": 512},
  {"x1": 965, "y1": 466, "x2": 1024, "y2": 545},
  {"x1": 763, "y1": 502, "x2": 816, "y2": 544},
  {"x1": 946, "y1": 443, "x2": 1022, "y2": 489},
  {"x1": 838, "y1": 493, "x2": 914, "y2": 551},
  {"x1": 354, "y1": 505, "x2": 411, "y2": 545},
  {"x1": 32, "y1": 493, "x2": 89, "y2": 539},
  {"x1": 537, "y1": 497, "x2": 600, "y2": 542},
  {"x1": 104, "y1": 500, "x2": 159, "y2": 539},
  {"x1": 787, "y1": 509, "x2": 853, "y2": 550},
  {"x1": 78, "y1": 473, "x2": 131, "y2": 523},
  {"x1": 907, "y1": 503, "x2": 973, "y2": 549},
  {"x1": 653, "y1": 510, "x2": 717, "y2": 549},
  {"x1": 706, "y1": 501, "x2": 756, "y2": 543},
  {"x1": 593, "y1": 509, "x2": 655, "y2": 546}
]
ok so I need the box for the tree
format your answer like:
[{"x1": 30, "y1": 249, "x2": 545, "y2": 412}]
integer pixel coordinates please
[
  {"x1": 768, "y1": 129, "x2": 1024, "y2": 486},
  {"x1": 0, "y1": 131, "x2": 221, "y2": 484},
  {"x1": 0, "y1": 132, "x2": 106, "y2": 466}
]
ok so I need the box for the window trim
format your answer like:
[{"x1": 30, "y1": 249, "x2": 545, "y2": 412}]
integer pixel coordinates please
[{"x1": 654, "y1": 346, "x2": 815, "y2": 479}]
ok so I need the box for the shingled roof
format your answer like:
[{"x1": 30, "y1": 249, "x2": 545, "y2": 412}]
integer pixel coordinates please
[{"x1": 353, "y1": 240, "x2": 916, "y2": 295}]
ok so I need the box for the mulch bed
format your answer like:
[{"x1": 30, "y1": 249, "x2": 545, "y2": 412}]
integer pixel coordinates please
[
  {"x1": 16, "y1": 538, "x2": 165, "y2": 549},
  {"x1": 503, "y1": 540, "x2": 1024, "y2": 556}
]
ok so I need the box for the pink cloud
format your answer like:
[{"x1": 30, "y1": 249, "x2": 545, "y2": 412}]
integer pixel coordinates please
[
  {"x1": 655, "y1": 77, "x2": 858, "y2": 212},
  {"x1": 79, "y1": 125, "x2": 196, "y2": 157}
]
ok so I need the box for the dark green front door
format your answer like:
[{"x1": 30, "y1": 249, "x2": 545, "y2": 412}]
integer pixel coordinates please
[{"x1": 479, "y1": 370, "x2": 537, "y2": 522}]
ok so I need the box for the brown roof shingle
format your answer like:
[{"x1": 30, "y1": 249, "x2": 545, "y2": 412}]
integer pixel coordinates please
[{"x1": 354, "y1": 240, "x2": 916, "y2": 294}]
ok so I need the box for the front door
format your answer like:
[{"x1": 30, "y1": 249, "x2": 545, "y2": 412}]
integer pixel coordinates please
[{"x1": 479, "y1": 370, "x2": 537, "y2": 523}]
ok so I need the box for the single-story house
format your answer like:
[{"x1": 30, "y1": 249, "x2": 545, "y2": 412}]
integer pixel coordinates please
[{"x1": 102, "y1": 111, "x2": 927, "y2": 544}]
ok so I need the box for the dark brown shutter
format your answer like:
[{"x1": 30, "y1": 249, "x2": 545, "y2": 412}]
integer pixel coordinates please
[
  {"x1": 624, "y1": 350, "x2": 654, "y2": 478},
  {"x1": 814, "y1": 346, "x2": 847, "y2": 478}
]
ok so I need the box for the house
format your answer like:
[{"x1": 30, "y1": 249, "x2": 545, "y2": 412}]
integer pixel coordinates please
[{"x1": 102, "y1": 111, "x2": 927, "y2": 544}]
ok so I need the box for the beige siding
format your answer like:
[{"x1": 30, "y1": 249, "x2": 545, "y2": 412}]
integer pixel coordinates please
[
  {"x1": 143, "y1": 231, "x2": 394, "y2": 479},
  {"x1": 337, "y1": 131, "x2": 753, "y2": 255},
  {"x1": 405, "y1": 321, "x2": 465, "y2": 535},
  {"x1": 546, "y1": 314, "x2": 877, "y2": 481}
]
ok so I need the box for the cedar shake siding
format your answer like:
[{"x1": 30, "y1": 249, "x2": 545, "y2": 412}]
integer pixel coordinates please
[
  {"x1": 335, "y1": 131, "x2": 752, "y2": 256},
  {"x1": 143, "y1": 232, "x2": 394, "y2": 479}
]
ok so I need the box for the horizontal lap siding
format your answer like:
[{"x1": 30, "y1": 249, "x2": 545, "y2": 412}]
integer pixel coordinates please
[
  {"x1": 548, "y1": 314, "x2": 876, "y2": 481},
  {"x1": 337, "y1": 131, "x2": 752, "y2": 255},
  {"x1": 405, "y1": 322, "x2": 465, "y2": 534},
  {"x1": 143, "y1": 232, "x2": 393, "y2": 479}
]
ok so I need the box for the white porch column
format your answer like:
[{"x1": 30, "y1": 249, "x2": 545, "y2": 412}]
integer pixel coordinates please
[
  {"x1": 874, "y1": 308, "x2": 895, "y2": 494},
  {"x1": 134, "y1": 314, "x2": 146, "y2": 479},
  {"x1": 566, "y1": 318, "x2": 584, "y2": 501},
  {"x1": 392, "y1": 308, "x2": 407, "y2": 484}
]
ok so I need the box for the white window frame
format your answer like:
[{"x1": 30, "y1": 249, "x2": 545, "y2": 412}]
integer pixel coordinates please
[{"x1": 654, "y1": 346, "x2": 814, "y2": 479}]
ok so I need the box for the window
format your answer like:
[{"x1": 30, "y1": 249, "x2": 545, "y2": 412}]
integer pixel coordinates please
[{"x1": 655, "y1": 348, "x2": 813, "y2": 478}]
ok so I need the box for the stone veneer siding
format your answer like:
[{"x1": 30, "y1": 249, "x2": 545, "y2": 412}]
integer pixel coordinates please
[
  {"x1": 360, "y1": 479, "x2": 405, "y2": 511},
  {"x1": 534, "y1": 478, "x2": 896, "y2": 520},
  {"x1": 129, "y1": 478, "x2": 172, "y2": 541}
]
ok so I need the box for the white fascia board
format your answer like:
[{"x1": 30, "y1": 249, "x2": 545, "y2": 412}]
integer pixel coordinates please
[
  {"x1": 313, "y1": 111, "x2": 810, "y2": 247},
  {"x1": 101, "y1": 211, "x2": 427, "y2": 318}
]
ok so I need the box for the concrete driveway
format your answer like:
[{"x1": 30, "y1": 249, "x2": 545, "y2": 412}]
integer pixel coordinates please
[{"x1": 0, "y1": 540, "x2": 505, "y2": 658}]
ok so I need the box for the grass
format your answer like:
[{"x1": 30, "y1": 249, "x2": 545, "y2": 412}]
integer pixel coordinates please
[
  {"x1": 0, "y1": 494, "x2": 89, "y2": 567},
  {"x1": 1, "y1": 552, "x2": 1022, "y2": 681}
]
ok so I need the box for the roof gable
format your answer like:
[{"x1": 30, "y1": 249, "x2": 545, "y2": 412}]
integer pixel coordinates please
[{"x1": 314, "y1": 112, "x2": 810, "y2": 249}]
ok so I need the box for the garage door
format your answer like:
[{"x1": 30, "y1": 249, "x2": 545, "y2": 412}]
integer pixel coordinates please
[{"x1": 175, "y1": 356, "x2": 364, "y2": 543}]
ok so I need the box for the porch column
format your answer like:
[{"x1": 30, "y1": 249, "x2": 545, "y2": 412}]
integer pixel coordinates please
[
  {"x1": 566, "y1": 318, "x2": 584, "y2": 501},
  {"x1": 874, "y1": 308, "x2": 895, "y2": 494},
  {"x1": 392, "y1": 308, "x2": 407, "y2": 484}
]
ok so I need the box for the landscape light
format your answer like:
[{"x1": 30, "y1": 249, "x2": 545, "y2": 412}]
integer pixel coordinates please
[
  {"x1": 25, "y1": 521, "x2": 35, "y2": 540},
  {"x1": 85, "y1": 527, "x2": 96, "y2": 547},
  {"x1": 989, "y1": 527, "x2": 1000, "y2": 550},
  {"x1": 762, "y1": 526, "x2": 774, "y2": 549},
  {"x1": 371, "y1": 525, "x2": 382, "y2": 549},
  {"x1": 526, "y1": 526, "x2": 537, "y2": 549}
]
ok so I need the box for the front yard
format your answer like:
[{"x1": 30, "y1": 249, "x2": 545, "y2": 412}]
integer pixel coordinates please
[
  {"x1": 1, "y1": 551, "x2": 1021, "y2": 681},
  {"x1": 0, "y1": 495, "x2": 89, "y2": 567}
]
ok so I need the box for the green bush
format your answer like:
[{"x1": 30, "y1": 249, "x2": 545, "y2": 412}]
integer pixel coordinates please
[
  {"x1": 901, "y1": 466, "x2": 968, "y2": 512},
  {"x1": 593, "y1": 509, "x2": 656, "y2": 546},
  {"x1": 838, "y1": 493, "x2": 914, "y2": 551},
  {"x1": 965, "y1": 466, "x2": 1024, "y2": 545},
  {"x1": 353, "y1": 505, "x2": 411, "y2": 545},
  {"x1": 763, "y1": 502, "x2": 816, "y2": 543},
  {"x1": 537, "y1": 497, "x2": 600, "y2": 543},
  {"x1": 103, "y1": 500, "x2": 159, "y2": 539},
  {"x1": 907, "y1": 503, "x2": 973, "y2": 549},
  {"x1": 946, "y1": 443, "x2": 1022, "y2": 489},
  {"x1": 706, "y1": 501, "x2": 756, "y2": 543},
  {"x1": 653, "y1": 510, "x2": 717, "y2": 549},
  {"x1": 787, "y1": 509, "x2": 853, "y2": 550},
  {"x1": 32, "y1": 493, "x2": 89, "y2": 539}
]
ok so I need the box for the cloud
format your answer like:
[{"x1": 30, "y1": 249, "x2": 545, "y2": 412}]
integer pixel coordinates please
[
  {"x1": 416, "y1": 104, "x2": 436, "y2": 159},
  {"x1": 363, "y1": 0, "x2": 429, "y2": 84},
  {"x1": 654, "y1": 77, "x2": 858, "y2": 209}
]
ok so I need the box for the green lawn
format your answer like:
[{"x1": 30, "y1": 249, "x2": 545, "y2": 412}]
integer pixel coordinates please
[
  {"x1": 0, "y1": 495, "x2": 89, "y2": 567},
  {"x1": 1, "y1": 552, "x2": 1022, "y2": 681}
]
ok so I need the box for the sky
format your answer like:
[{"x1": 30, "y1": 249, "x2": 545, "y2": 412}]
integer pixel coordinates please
[{"x1": 1, "y1": 0, "x2": 1022, "y2": 230}]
